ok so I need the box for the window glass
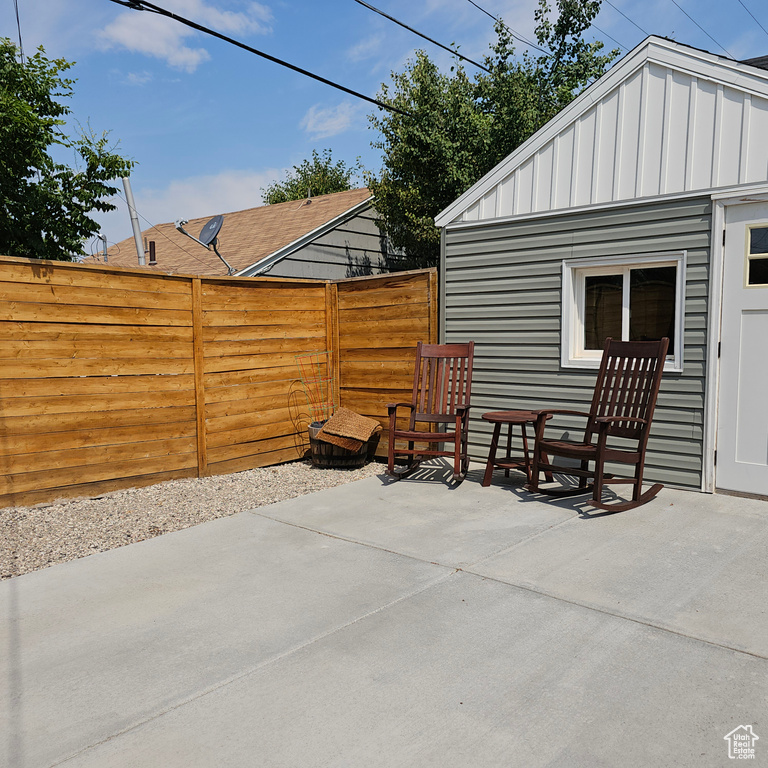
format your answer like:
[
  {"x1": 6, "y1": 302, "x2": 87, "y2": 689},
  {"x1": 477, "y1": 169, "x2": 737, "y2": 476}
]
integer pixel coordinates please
[
  {"x1": 629, "y1": 266, "x2": 676, "y2": 353},
  {"x1": 748, "y1": 257, "x2": 768, "y2": 286},
  {"x1": 749, "y1": 227, "x2": 768, "y2": 255},
  {"x1": 584, "y1": 273, "x2": 622, "y2": 350}
]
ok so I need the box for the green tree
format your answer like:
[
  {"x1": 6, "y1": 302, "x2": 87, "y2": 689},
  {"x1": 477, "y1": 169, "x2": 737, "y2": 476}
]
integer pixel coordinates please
[
  {"x1": 262, "y1": 149, "x2": 361, "y2": 204},
  {"x1": 0, "y1": 39, "x2": 134, "y2": 261},
  {"x1": 367, "y1": 0, "x2": 619, "y2": 268}
]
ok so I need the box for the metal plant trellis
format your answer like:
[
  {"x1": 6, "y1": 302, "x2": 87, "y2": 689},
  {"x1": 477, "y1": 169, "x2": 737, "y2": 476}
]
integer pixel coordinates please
[{"x1": 295, "y1": 351, "x2": 336, "y2": 427}]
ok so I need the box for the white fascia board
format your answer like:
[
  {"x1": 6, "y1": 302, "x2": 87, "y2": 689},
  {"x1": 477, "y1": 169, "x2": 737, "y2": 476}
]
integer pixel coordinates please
[
  {"x1": 435, "y1": 37, "x2": 768, "y2": 228},
  {"x1": 441, "y1": 180, "x2": 768, "y2": 234},
  {"x1": 235, "y1": 197, "x2": 373, "y2": 277}
]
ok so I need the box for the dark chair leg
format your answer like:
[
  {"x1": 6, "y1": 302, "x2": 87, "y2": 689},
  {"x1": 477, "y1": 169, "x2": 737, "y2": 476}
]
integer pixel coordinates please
[{"x1": 579, "y1": 460, "x2": 589, "y2": 489}]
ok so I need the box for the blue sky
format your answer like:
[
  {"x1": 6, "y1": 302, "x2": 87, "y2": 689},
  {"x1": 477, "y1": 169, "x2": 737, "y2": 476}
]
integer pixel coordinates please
[{"x1": 4, "y1": 0, "x2": 768, "y2": 253}]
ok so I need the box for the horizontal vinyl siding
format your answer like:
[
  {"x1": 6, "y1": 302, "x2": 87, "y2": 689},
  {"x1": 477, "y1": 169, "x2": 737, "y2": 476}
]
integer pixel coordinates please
[
  {"x1": 267, "y1": 210, "x2": 399, "y2": 279},
  {"x1": 444, "y1": 196, "x2": 711, "y2": 490}
]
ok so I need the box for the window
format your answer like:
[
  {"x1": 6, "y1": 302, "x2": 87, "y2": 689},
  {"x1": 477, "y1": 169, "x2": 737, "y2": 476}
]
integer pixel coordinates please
[
  {"x1": 562, "y1": 252, "x2": 685, "y2": 371},
  {"x1": 747, "y1": 226, "x2": 768, "y2": 286}
]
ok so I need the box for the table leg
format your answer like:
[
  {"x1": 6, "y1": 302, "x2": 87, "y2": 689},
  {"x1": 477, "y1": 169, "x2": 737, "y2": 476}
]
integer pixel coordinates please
[
  {"x1": 504, "y1": 423, "x2": 512, "y2": 478},
  {"x1": 482, "y1": 422, "x2": 502, "y2": 487},
  {"x1": 521, "y1": 422, "x2": 531, "y2": 483}
]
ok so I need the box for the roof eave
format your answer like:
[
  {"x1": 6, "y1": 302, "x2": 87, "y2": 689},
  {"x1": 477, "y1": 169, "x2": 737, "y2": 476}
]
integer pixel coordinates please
[{"x1": 235, "y1": 196, "x2": 374, "y2": 277}]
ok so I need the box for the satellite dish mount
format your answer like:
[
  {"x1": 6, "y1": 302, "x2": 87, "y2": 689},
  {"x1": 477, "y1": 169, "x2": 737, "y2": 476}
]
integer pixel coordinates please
[{"x1": 175, "y1": 214, "x2": 235, "y2": 275}]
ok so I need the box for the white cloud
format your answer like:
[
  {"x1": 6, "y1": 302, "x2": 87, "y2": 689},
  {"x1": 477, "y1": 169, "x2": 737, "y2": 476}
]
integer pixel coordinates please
[
  {"x1": 100, "y1": 1, "x2": 272, "y2": 73},
  {"x1": 300, "y1": 102, "x2": 361, "y2": 139},
  {"x1": 347, "y1": 34, "x2": 385, "y2": 62},
  {"x1": 91, "y1": 168, "x2": 283, "y2": 246},
  {"x1": 124, "y1": 71, "x2": 153, "y2": 86}
]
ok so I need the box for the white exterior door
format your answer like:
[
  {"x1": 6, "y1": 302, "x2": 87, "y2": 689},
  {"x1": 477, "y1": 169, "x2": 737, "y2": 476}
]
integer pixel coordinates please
[{"x1": 717, "y1": 201, "x2": 768, "y2": 495}]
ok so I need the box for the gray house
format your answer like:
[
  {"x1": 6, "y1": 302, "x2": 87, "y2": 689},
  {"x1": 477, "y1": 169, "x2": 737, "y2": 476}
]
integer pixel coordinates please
[
  {"x1": 100, "y1": 188, "x2": 401, "y2": 279},
  {"x1": 436, "y1": 36, "x2": 768, "y2": 498}
]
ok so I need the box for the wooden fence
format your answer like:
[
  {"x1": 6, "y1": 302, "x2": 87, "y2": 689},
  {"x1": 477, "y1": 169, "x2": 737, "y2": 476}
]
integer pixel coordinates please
[{"x1": 0, "y1": 256, "x2": 436, "y2": 508}]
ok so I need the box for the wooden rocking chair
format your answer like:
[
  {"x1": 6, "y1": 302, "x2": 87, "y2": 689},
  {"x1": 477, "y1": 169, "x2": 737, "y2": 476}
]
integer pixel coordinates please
[
  {"x1": 528, "y1": 337, "x2": 669, "y2": 512},
  {"x1": 387, "y1": 342, "x2": 475, "y2": 482}
]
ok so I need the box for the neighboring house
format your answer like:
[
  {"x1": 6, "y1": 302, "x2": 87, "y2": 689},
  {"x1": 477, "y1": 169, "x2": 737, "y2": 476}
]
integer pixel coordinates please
[
  {"x1": 96, "y1": 188, "x2": 402, "y2": 279},
  {"x1": 436, "y1": 36, "x2": 768, "y2": 497}
]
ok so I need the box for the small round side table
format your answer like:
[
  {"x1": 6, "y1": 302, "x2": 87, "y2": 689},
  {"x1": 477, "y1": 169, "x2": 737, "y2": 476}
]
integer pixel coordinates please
[{"x1": 481, "y1": 410, "x2": 551, "y2": 487}]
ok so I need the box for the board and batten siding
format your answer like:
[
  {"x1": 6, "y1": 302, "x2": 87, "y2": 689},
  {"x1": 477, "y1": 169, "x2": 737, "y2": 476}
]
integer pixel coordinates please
[{"x1": 443, "y1": 197, "x2": 711, "y2": 490}]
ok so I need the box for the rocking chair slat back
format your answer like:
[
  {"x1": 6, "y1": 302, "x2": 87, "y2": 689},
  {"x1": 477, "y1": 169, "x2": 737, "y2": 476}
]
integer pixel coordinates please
[
  {"x1": 587, "y1": 338, "x2": 669, "y2": 441},
  {"x1": 411, "y1": 342, "x2": 474, "y2": 425}
]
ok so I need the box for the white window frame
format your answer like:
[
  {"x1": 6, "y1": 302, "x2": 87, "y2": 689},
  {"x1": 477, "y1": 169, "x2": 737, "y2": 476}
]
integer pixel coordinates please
[{"x1": 561, "y1": 251, "x2": 686, "y2": 372}]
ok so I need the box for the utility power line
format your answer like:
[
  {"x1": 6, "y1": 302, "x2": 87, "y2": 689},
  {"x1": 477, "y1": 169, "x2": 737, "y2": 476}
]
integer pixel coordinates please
[
  {"x1": 354, "y1": 0, "x2": 490, "y2": 73},
  {"x1": 668, "y1": 0, "x2": 734, "y2": 57},
  {"x1": 603, "y1": 0, "x2": 648, "y2": 36},
  {"x1": 106, "y1": 0, "x2": 411, "y2": 116},
  {"x1": 590, "y1": 22, "x2": 628, "y2": 51},
  {"x1": 12, "y1": 0, "x2": 24, "y2": 61},
  {"x1": 464, "y1": 0, "x2": 549, "y2": 54},
  {"x1": 736, "y1": 0, "x2": 768, "y2": 41}
]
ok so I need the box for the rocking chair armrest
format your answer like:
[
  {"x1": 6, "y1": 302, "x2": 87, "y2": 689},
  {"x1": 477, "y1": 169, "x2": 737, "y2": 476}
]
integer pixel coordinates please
[
  {"x1": 386, "y1": 402, "x2": 415, "y2": 413},
  {"x1": 534, "y1": 408, "x2": 592, "y2": 420},
  {"x1": 454, "y1": 403, "x2": 471, "y2": 415},
  {"x1": 532, "y1": 408, "x2": 590, "y2": 441}
]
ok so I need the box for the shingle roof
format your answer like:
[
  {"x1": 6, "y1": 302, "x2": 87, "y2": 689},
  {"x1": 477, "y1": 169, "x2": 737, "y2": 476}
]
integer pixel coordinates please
[{"x1": 93, "y1": 187, "x2": 372, "y2": 276}]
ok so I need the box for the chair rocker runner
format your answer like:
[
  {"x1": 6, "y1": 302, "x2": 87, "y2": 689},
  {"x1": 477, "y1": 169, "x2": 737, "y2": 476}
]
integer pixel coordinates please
[
  {"x1": 528, "y1": 337, "x2": 669, "y2": 512},
  {"x1": 387, "y1": 342, "x2": 474, "y2": 482}
]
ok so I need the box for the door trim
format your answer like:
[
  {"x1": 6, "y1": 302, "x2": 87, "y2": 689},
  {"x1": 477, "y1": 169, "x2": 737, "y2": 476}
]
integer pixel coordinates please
[{"x1": 705, "y1": 188, "x2": 768, "y2": 493}]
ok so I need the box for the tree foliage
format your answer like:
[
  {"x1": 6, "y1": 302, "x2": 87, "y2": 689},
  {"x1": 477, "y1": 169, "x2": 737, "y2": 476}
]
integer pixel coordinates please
[
  {"x1": 0, "y1": 39, "x2": 134, "y2": 261},
  {"x1": 262, "y1": 148, "x2": 361, "y2": 204},
  {"x1": 367, "y1": 0, "x2": 619, "y2": 268}
]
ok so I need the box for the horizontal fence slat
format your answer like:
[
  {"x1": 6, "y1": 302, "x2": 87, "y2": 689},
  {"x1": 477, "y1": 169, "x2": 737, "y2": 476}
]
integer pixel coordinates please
[
  {"x1": 0, "y1": 301, "x2": 192, "y2": 327},
  {"x1": 0, "y1": 468, "x2": 198, "y2": 509},
  {"x1": 0, "y1": 406, "x2": 197, "y2": 436},
  {"x1": 0, "y1": 339, "x2": 193, "y2": 360},
  {"x1": 0, "y1": 436, "x2": 198, "y2": 476},
  {"x1": 0, "y1": 389, "x2": 196, "y2": 417},
  {"x1": 0, "y1": 321, "x2": 194, "y2": 342},
  {"x1": 0, "y1": 374, "x2": 196, "y2": 398},
  {"x1": 0, "y1": 280, "x2": 192, "y2": 311},
  {"x1": 206, "y1": 444, "x2": 306, "y2": 476},
  {"x1": 0, "y1": 260, "x2": 193, "y2": 294},
  {"x1": 0, "y1": 421, "x2": 198, "y2": 458},
  {"x1": 0, "y1": 358, "x2": 195, "y2": 378},
  {"x1": 0, "y1": 451, "x2": 198, "y2": 496}
]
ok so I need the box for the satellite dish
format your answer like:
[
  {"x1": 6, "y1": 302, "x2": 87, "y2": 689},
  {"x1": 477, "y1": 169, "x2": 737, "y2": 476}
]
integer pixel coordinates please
[{"x1": 199, "y1": 215, "x2": 224, "y2": 246}]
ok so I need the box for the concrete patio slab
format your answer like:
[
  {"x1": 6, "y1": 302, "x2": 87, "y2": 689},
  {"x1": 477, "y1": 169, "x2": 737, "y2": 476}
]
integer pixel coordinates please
[
  {"x1": 61, "y1": 573, "x2": 763, "y2": 768},
  {"x1": 471, "y1": 485, "x2": 768, "y2": 657},
  {"x1": 1, "y1": 465, "x2": 766, "y2": 767},
  {"x1": 0, "y1": 511, "x2": 446, "y2": 768}
]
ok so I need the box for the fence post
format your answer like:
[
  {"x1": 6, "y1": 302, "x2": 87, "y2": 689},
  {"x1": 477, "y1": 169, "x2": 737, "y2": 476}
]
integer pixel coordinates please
[
  {"x1": 428, "y1": 268, "x2": 438, "y2": 343},
  {"x1": 325, "y1": 282, "x2": 341, "y2": 412},
  {"x1": 192, "y1": 278, "x2": 208, "y2": 476}
]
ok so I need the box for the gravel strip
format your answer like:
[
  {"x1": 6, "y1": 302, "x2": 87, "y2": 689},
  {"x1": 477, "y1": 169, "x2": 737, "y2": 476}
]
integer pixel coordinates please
[{"x1": 0, "y1": 459, "x2": 385, "y2": 580}]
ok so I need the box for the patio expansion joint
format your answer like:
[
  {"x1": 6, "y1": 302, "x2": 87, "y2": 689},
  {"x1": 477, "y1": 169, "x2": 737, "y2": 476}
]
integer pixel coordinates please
[
  {"x1": 248, "y1": 508, "x2": 463, "y2": 569},
  {"x1": 249, "y1": 510, "x2": 768, "y2": 662},
  {"x1": 461, "y1": 512, "x2": 582, "y2": 571},
  {"x1": 457, "y1": 567, "x2": 768, "y2": 662},
  {"x1": 49, "y1": 568, "x2": 457, "y2": 768}
]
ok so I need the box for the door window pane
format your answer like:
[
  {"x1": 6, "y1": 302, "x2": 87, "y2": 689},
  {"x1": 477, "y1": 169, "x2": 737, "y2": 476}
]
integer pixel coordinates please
[
  {"x1": 749, "y1": 227, "x2": 768, "y2": 255},
  {"x1": 748, "y1": 257, "x2": 768, "y2": 285},
  {"x1": 629, "y1": 266, "x2": 676, "y2": 353},
  {"x1": 584, "y1": 274, "x2": 622, "y2": 350}
]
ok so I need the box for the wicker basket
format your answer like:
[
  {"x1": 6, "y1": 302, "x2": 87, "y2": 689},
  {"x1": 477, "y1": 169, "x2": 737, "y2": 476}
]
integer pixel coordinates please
[{"x1": 308, "y1": 422, "x2": 377, "y2": 469}]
